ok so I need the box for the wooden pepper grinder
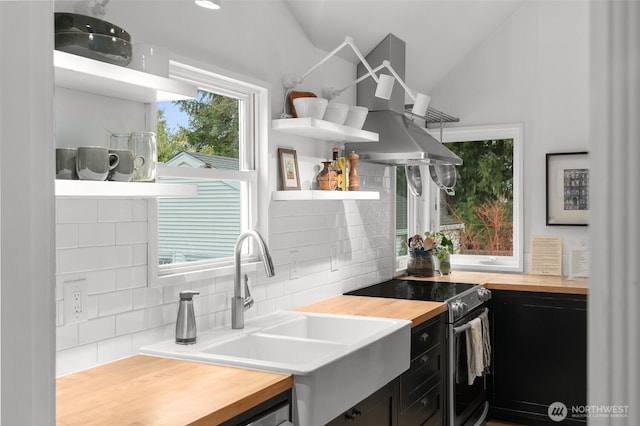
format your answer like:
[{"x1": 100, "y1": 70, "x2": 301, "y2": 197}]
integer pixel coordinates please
[{"x1": 348, "y1": 151, "x2": 359, "y2": 191}]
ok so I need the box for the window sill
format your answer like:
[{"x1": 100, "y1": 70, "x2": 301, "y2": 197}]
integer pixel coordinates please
[{"x1": 151, "y1": 258, "x2": 261, "y2": 287}]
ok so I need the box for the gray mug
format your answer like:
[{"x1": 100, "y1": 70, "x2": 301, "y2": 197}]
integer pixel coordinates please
[
  {"x1": 56, "y1": 148, "x2": 78, "y2": 180},
  {"x1": 108, "y1": 149, "x2": 143, "y2": 182},
  {"x1": 76, "y1": 146, "x2": 119, "y2": 181}
]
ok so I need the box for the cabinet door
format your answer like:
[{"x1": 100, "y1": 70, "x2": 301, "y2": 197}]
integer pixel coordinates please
[
  {"x1": 490, "y1": 290, "x2": 587, "y2": 424},
  {"x1": 327, "y1": 379, "x2": 397, "y2": 426}
]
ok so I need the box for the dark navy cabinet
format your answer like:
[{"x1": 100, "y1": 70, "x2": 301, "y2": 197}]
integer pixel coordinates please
[{"x1": 489, "y1": 290, "x2": 587, "y2": 425}]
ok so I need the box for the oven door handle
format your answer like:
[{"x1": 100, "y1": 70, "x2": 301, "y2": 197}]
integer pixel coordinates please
[
  {"x1": 452, "y1": 308, "x2": 488, "y2": 336},
  {"x1": 453, "y1": 322, "x2": 472, "y2": 336}
]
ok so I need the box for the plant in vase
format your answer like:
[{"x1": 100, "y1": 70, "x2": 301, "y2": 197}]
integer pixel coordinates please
[
  {"x1": 424, "y1": 231, "x2": 454, "y2": 275},
  {"x1": 406, "y1": 234, "x2": 434, "y2": 277}
]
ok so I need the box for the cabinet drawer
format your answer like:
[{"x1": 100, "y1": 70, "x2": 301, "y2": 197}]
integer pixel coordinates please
[
  {"x1": 411, "y1": 317, "x2": 442, "y2": 360},
  {"x1": 400, "y1": 344, "x2": 441, "y2": 410},
  {"x1": 398, "y1": 381, "x2": 442, "y2": 426}
]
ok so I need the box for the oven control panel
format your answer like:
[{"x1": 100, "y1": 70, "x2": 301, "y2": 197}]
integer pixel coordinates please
[{"x1": 447, "y1": 286, "x2": 491, "y2": 322}]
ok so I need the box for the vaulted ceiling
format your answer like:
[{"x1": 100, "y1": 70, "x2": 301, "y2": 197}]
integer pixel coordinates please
[{"x1": 286, "y1": 0, "x2": 524, "y2": 93}]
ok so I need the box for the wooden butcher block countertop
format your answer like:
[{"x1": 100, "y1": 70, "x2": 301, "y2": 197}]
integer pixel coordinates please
[
  {"x1": 56, "y1": 355, "x2": 293, "y2": 426},
  {"x1": 401, "y1": 271, "x2": 589, "y2": 295},
  {"x1": 296, "y1": 295, "x2": 448, "y2": 327}
]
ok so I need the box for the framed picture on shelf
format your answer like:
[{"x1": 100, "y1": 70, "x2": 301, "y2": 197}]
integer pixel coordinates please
[
  {"x1": 546, "y1": 151, "x2": 589, "y2": 226},
  {"x1": 278, "y1": 148, "x2": 300, "y2": 190}
]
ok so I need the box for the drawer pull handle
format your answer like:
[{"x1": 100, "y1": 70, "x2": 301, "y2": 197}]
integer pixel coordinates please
[
  {"x1": 421, "y1": 355, "x2": 429, "y2": 364},
  {"x1": 420, "y1": 332, "x2": 430, "y2": 342},
  {"x1": 421, "y1": 397, "x2": 429, "y2": 407}
]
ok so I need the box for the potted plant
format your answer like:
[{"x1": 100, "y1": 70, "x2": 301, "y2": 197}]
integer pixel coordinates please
[{"x1": 424, "y1": 231, "x2": 454, "y2": 275}]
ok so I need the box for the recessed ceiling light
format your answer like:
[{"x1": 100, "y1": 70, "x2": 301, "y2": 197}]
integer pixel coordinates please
[{"x1": 195, "y1": 0, "x2": 221, "y2": 10}]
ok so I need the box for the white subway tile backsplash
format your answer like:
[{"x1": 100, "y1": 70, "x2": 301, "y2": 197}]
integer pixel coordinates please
[
  {"x1": 132, "y1": 327, "x2": 165, "y2": 352},
  {"x1": 207, "y1": 293, "x2": 228, "y2": 313},
  {"x1": 97, "y1": 335, "x2": 133, "y2": 365},
  {"x1": 58, "y1": 247, "x2": 103, "y2": 273},
  {"x1": 132, "y1": 199, "x2": 148, "y2": 221},
  {"x1": 85, "y1": 269, "x2": 117, "y2": 294},
  {"x1": 116, "y1": 265, "x2": 147, "y2": 290},
  {"x1": 98, "y1": 290, "x2": 133, "y2": 316},
  {"x1": 266, "y1": 282, "x2": 285, "y2": 299},
  {"x1": 215, "y1": 276, "x2": 234, "y2": 293},
  {"x1": 85, "y1": 295, "x2": 99, "y2": 319},
  {"x1": 79, "y1": 316, "x2": 116, "y2": 344},
  {"x1": 116, "y1": 310, "x2": 148, "y2": 335},
  {"x1": 56, "y1": 224, "x2": 78, "y2": 249},
  {"x1": 132, "y1": 287, "x2": 163, "y2": 310},
  {"x1": 57, "y1": 344, "x2": 98, "y2": 377},
  {"x1": 101, "y1": 245, "x2": 135, "y2": 269},
  {"x1": 57, "y1": 199, "x2": 98, "y2": 224},
  {"x1": 256, "y1": 299, "x2": 276, "y2": 316},
  {"x1": 56, "y1": 174, "x2": 395, "y2": 374},
  {"x1": 97, "y1": 199, "x2": 133, "y2": 222},
  {"x1": 116, "y1": 222, "x2": 147, "y2": 244},
  {"x1": 132, "y1": 243, "x2": 147, "y2": 265},
  {"x1": 56, "y1": 323, "x2": 78, "y2": 350},
  {"x1": 78, "y1": 223, "x2": 116, "y2": 247},
  {"x1": 274, "y1": 294, "x2": 295, "y2": 311}
]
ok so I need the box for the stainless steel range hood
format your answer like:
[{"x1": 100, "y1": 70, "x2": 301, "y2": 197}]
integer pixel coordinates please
[{"x1": 346, "y1": 34, "x2": 462, "y2": 166}]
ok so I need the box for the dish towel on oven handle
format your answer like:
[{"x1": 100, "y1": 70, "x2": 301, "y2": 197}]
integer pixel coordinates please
[
  {"x1": 466, "y1": 317, "x2": 484, "y2": 384},
  {"x1": 465, "y1": 308, "x2": 491, "y2": 385}
]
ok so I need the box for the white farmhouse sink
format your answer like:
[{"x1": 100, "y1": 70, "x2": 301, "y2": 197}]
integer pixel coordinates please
[
  {"x1": 141, "y1": 311, "x2": 411, "y2": 426},
  {"x1": 200, "y1": 334, "x2": 346, "y2": 367}
]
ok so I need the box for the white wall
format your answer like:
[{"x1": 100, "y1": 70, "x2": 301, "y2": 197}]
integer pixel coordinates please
[
  {"x1": 429, "y1": 1, "x2": 590, "y2": 273},
  {"x1": 55, "y1": 0, "x2": 395, "y2": 375}
]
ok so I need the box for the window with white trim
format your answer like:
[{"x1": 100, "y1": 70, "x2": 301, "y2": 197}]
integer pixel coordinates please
[
  {"x1": 396, "y1": 124, "x2": 523, "y2": 272},
  {"x1": 148, "y1": 62, "x2": 266, "y2": 285}
]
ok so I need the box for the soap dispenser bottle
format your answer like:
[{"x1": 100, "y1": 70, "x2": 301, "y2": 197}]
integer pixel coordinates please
[{"x1": 176, "y1": 290, "x2": 199, "y2": 345}]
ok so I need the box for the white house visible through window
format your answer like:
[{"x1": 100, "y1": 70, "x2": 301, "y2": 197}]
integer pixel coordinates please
[
  {"x1": 396, "y1": 124, "x2": 523, "y2": 272},
  {"x1": 148, "y1": 62, "x2": 264, "y2": 285}
]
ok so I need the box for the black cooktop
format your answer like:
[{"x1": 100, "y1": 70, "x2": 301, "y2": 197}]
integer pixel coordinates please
[{"x1": 346, "y1": 279, "x2": 478, "y2": 302}]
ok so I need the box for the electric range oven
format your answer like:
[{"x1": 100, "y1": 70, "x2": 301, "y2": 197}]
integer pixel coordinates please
[{"x1": 346, "y1": 279, "x2": 492, "y2": 426}]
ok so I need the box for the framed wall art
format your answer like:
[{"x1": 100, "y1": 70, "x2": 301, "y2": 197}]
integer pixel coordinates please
[
  {"x1": 546, "y1": 151, "x2": 589, "y2": 226},
  {"x1": 277, "y1": 148, "x2": 300, "y2": 190}
]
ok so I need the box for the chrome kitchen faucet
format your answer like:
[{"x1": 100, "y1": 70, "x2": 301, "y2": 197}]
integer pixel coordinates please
[{"x1": 232, "y1": 230, "x2": 275, "y2": 329}]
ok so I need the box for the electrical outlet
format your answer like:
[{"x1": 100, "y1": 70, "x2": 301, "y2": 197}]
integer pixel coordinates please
[
  {"x1": 64, "y1": 279, "x2": 87, "y2": 323},
  {"x1": 289, "y1": 250, "x2": 299, "y2": 280},
  {"x1": 330, "y1": 245, "x2": 339, "y2": 272}
]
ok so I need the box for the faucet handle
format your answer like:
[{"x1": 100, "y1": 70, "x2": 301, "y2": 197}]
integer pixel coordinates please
[{"x1": 243, "y1": 274, "x2": 254, "y2": 310}]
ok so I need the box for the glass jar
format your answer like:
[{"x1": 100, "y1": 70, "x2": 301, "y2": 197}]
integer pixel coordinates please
[
  {"x1": 407, "y1": 249, "x2": 434, "y2": 277},
  {"x1": 131, "y1": 131, "x2": 157, "y2": 182}
]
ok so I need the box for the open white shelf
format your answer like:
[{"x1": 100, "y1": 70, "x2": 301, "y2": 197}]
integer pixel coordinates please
[
  {"x1": 272, "y1": 190, "x2": 379, "y2": 201},
  {"x1": 55, "y1": 180, "x2": 198, "y2": 198},
  {"x1": 272, "y1": 118, "x2": 378, "y2": 143},
  {"x1": 54, "y1": 50, "x2": 198, "y2": 103}
]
